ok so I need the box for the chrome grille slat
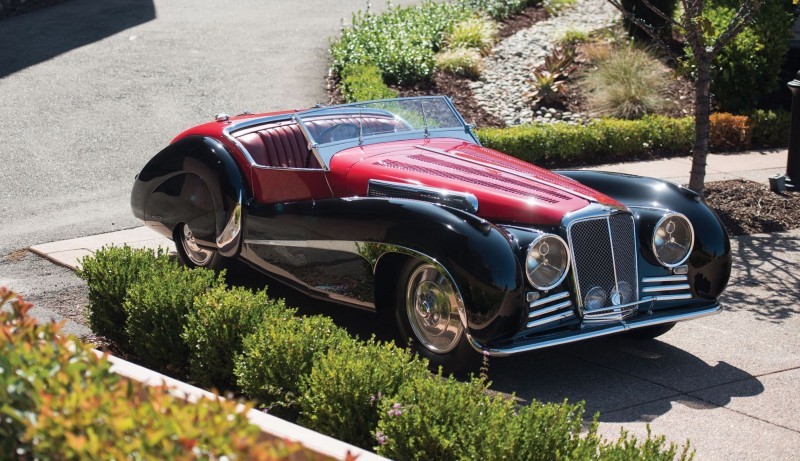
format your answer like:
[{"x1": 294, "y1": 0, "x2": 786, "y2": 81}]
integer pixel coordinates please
[
  {"x1": 528, "y1": 300, "x2": 572, "y2": 319},
  {"x1": 527, "y1": 311, "x2": 574, "y2": 329},
  {"x1": 567, "y1": 213, "x2": 638, "y2": 321},
  {"x1": 641, "y1": 274, "x2": 692, "y2": 299},
  {"x1": 530, "y1": 291, "x2": 569, "y2": 308},
  {"x1": 642, "y1": 284, "x2": 690, "y2": 293}
]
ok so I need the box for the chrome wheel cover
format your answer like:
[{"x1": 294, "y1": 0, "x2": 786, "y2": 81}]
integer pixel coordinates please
[
  {"x1": 180, "y1": 224, "x2": 214, "y2": 266},
  {"x1": 405, "y1": 264, "x2": 464, "y2": 354}
]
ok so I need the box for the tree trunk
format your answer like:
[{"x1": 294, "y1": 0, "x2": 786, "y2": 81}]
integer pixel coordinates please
[{"x1": 688, "y1": 57, "x2": 712, "y2": 197}]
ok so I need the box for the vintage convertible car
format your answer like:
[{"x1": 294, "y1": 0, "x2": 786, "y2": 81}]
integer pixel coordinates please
[{"x1": 131, "y1": 96, "x2": 731, "y2": 371}]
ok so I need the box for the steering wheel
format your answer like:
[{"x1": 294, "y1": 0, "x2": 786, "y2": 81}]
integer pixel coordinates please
[{"x1": 316, "y1": 122, "x2": 360, "y2": 143}]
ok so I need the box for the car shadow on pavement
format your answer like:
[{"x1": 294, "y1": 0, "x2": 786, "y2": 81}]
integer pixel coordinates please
[
  {"x1": 0, "y1": 0, "x2": 155, "y2": 78},
  {"x1": 486, "y1": 335, "x2": 763, "y2": 423},
  {"x1": 723, "y1": 232, "x2": 800, "y2": 323}
]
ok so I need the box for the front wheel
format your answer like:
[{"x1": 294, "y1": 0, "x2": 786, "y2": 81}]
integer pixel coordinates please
[
  {"x1": 175, "y1": 223, "x2": 226, "y2": 270},
  {"x1": 395, "y1": 259, "x2": 479, "y2": 374}
]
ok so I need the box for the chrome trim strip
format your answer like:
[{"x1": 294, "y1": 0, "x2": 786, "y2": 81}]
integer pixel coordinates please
[
  {"x1": 642, "y1": 275, "x2": 688, "y2": 283},
  {"x1": 652, "y1": 293, "x2": 693, "y2": 301},
  {"x1": 642, "y1": 284, "x2": 691, "y2": 293},
  {"x1": 368, "y1": 179, "x2": 479, "y2": 213},
  {"x1": 413, "y1": 145, "x2": 599, "y2": 203},
  {"x1": 606, "y1": 217, "x2": 621, "y2": 300},
  {"x1": 528, "y1": 300, "x2": 572, "y2": 318},
  {"x1": 481, "y1": 304, "x2": 721, "y2": 356},
  {"x1": 529, "y1": 291, "x2": 570, "y2": 308},
  {"x1": 526, "y1": 311, "x2": 574, "y2": 329}
]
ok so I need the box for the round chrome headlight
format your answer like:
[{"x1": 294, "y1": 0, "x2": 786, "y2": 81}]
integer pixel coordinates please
[
  {"x1": 652, "y1": 212, "x2": 694, "y2": 267},
  {"x1": 525, "y1": 234, "x2": 570, "y2": 290}
]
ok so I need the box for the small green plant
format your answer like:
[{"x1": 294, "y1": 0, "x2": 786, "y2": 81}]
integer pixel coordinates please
[
  {"x1": 77, "y1": 245, "x2": 172, "y2": 349},
  {"x1": 748, "y1": 109, "x2": 791, "y2": 148},
  {"x1": 527, "y1": 70, "x2": 569, "y2": 106},
  {"x1": 123, "y1": 264, "x2": 225, "y2": 371},
  {"x1": 584, "y1": 45, "x2": 670, "y2": 119},
  {"x1": 340, "y1": 63, "x2": 398, "y2": 103},
  {"x1": 235, "y1": 314, "x2": 354, "y2": 420},
  {"x1": 559, "y1": 29, "x2": 590, "y2": 45},
  {"x1": 445, "y1": 16, "x2": 500, "y2": 55},
  {"x1": 435, "y1": 47, "x2": 484, "y2": 78},
  {"x1": 298, "y1": 338, "x2": 430, "y2": 450},
  {"x1": 543, "y1": 0, "x2": 577, "y2": 15},
  {"x1": 541, "y1": 44, "x2": 577, "y2": 75},
  {"x1": 182, "y1": 285, "x2": 294, "y2": 391}
]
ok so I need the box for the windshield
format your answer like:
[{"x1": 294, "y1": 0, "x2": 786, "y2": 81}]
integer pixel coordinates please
[{"x1": 295, "y1": 96, "x2": 470, "y2": 149}]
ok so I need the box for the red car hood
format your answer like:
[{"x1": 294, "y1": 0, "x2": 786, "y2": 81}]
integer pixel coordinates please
[{"x1": 331, "y1": 139, "x2": 621, "y2": 226}]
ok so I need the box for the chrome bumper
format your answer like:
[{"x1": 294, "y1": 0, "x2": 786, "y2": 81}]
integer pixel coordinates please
[{"x1": 471, "y1": 303, "x2": 721, "y2": 357}]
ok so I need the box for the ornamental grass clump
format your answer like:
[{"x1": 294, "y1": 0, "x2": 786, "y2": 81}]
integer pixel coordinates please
[
  {"x1": 435, "y1": 47, "x2": 484, "y2": 78},
  {"x1": 445, "y1": 16, "x2": 499, "y2": 55},
  {"x1": 584, "y1": 45, "x2": 671, "y2": 120},
  {"x1": 183, "y1": 285, "x2": 294, "y2": 391}
]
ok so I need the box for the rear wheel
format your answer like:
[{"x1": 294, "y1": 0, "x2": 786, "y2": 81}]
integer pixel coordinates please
[
  {"x1": 175, "y1": 223, "x2": 226, "y2": 270},
  {"x1": 395, "y1": 258, "x2": 479, "y2": 374},
  {"x1": 626, "y1": 322, "x2": 676, "y2": 340}
]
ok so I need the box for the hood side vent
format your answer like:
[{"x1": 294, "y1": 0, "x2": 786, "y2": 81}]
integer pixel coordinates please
[{"x1": 368, "y1": 180, "x2": 478, "y2": 214}]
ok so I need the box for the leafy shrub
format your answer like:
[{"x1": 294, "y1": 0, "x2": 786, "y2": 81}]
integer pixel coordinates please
[
  {"x1": 748, "y1": 109, "x2": 791, "y2": 148},
  {"x1": 435, "y1": 47, "x2": 484, "y2": 78},
  {"x1": 77, "y1": 245, "x2": 172, "y2": 349},
  {"x1": 620, "y1": 0, "x2": 678, "y2": 42},
  {"x1": 709, "y1": 113, "x2": 752, "y2": 151},
  {"x1": 183, "y1": 286, "x2": 293, "y2": 391},
  {"x1": 446, "y1": 16, "x2": 499, "y2": 54},
  {"x1": 124, "y1": 264, "x2": 225, "y2": 371},
  {"x1": 298, "y1": 338, "x2": 430, "y2": 450},
  {"x1": 584, "y1": 45, "x2": 670, "y2": 119},
  {"x1": 376, "y1": 372, "x2": 692, "y2": 460},
  {"x1": 701, "y1": 0, "x2": 794, "y2": 112},
  {"x1": 0, "y1": 288, "x2": 314, "y2": 460},
  {"x1": 331, "y1": 1, "x2": 473, "y2": 85},
  {"x1": 340, "y1": 62, "x2": 398, "y2": 103},
  {"x1": 477, "y1": 116, "x2": 694, "y2": 167},
  {"x1": 235, "y1": 314, "x2": 353, "y2": 419}
]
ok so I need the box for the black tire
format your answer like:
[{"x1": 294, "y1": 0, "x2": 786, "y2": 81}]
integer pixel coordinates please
[
  {"x1": 174, "y1": 223, "x2": 227, "y2": 270},
  {"x1": 394, "y1": 258, "x2": 480, "y2": 374},
  {"x1": 626, "y1": 322, "x2": 676, "y2": 340}
]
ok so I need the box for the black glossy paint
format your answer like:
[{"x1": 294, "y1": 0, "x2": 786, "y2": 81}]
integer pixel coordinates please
[
  {"x1": 131, "y1": 136, "x2": 246, "y2": 254},
  {"x1": 558, "y1": 170, "x2": 732, "y2": 300}
]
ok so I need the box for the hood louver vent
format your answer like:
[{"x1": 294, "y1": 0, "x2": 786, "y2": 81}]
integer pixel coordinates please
[{"x1": 367, "y1": 180, "x2": 478, "y2": 214}]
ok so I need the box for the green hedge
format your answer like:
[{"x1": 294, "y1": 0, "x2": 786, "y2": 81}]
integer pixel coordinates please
[
  {"x1": 340, "y1": 63, "x2": 398, "y2": 103},
  {"x1": 0, "y1": 288, "x2": 315, "y2": 460},
  {"x1": 78, "y1": 249, "x2": 692, "y2": 459},
  {"x1": 476, "y1": 111, "x2": 790, "y2": 168}
]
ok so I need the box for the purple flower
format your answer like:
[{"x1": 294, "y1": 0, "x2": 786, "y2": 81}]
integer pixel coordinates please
[
  {"x1": 375, "y1": 431, "x2": 387, "y2": 446},
  {"x1": 387, "y1": 402, "x2": 404, "y2": 417},
  {"x1": 369, "y1": 391, "x2": 383, "y2": 404}
]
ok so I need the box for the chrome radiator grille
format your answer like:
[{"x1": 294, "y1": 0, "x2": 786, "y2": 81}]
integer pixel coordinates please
[{"x1": 568, "y1": 213, "x2": 638, "y2": 316}]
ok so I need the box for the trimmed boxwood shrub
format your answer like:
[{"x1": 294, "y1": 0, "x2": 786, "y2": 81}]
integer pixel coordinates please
[
  {"x1": 298, "y1": 338, "x2": 430, "y2": 450},
  {"x1": 340, "y1": 63, "x2": 398, "y2": 103},
  {"x1": 235, "y1": 314, "x2": 354, "y2": 420},
  {"x1": 477, "y1": 116, "x2": 694, "y2": 167},
  {"x1": 376, "y1": 372, "x2": 692, "y2": 460},
  {"x1": 0, "y1": 288, "x2": 315, "y2": 460},
  {"x1": 709, "y1": 112, "x2": 752, "y2": 151},
  {"x1": 123, "y1": 264, "x2": 225, "y2": 371},
  {"x1": 749, "y1": 109, "x2": 792, "y2": 148},
  {"x1": 182, "y1": 285, "x2": 294, "y2": 391},
  {"x1": 77, "y1": 245, "x2": 172, "y2": 349}
]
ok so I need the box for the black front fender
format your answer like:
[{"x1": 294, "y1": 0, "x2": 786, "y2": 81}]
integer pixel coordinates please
[
  {"x1": 558, "y1": 170, "x2": 732, "y2": 299},
  {"x1": 131, "y1": 136, "x2": 246, "y2": 256}
]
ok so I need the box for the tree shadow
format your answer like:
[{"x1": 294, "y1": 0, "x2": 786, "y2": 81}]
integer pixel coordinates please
[
  {"x1": 722, "y1": 231, "x2": 800, "y2": 323},
  {"x1": 0, "y1": 0, "x2": 155, "y2": 78},
  {"x1": 486, "y1": 335, "x2": 763, "y2": 423}
]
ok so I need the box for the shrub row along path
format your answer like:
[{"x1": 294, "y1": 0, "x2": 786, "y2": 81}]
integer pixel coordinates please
[{"x1": 470, "y1": 0, "x2": 619, "y2": 125}]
